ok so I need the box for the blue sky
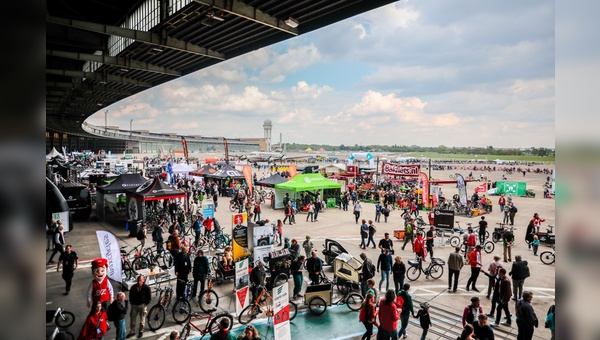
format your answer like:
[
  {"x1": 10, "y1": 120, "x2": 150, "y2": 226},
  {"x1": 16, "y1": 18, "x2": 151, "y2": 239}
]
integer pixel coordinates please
[{"x1": 86, "y1": 0, "x2": 555, "y2": 148}]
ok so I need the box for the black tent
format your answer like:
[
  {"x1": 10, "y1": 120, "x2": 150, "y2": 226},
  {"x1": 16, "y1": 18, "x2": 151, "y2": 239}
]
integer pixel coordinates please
[
  {"x1": 204, "y1": 165, "x2": 245, "y2": 179},
  {"x1": 127, "y1": 177, "x2": 187, "y2": 201},
  {"x1": 96, "y1": 174, "x2": 148, "y2": 221},
  {"x1": 255, "y1": 173, "x2": 288, "y2": 188},
  {"x1": 189, "y1": 164, "x2": 217, "y2": 177}
]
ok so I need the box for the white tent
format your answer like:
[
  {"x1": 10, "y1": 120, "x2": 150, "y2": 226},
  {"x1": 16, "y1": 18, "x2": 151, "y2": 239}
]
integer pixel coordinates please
[
  {"x1": 171, "y1": 163, "x2": 195, "y2": 178},
  {"x1": 46, "y1": 147, "x2": 64, "y2": 160}
]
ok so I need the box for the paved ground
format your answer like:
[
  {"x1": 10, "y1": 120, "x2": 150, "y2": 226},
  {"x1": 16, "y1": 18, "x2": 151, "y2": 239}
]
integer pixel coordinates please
[{"x1": 46, "y1": 165, "x2": 554, "y2": 339}]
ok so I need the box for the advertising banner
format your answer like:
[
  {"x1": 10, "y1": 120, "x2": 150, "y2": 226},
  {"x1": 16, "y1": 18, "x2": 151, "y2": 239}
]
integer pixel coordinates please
[
  {"x1": 273, "y1": 283, "x2": 291, "y2": 340},
  {"x1": 455, "y1": 173, "x2": 468, "y2": 206},
  {"x1": 202, "y1": 202, "x2": 215, "y2": 219},
  {"x1": 419, "y1": 172, "x2": 429, "y2": 205},
  {"x1": 474, "y1": 183, "x2": 487, "y2": 194},
  {"x1": 235, "y1": 258, "x2": 249, "y2": 316},
  {"x1": 346, "y1": 165, "x2": 358, "y2": 176},
  {"x1": 433, "y1": 209, "x2": 455, "y2": 229},
  {"x1": 242, "y1": 165, "x2": 253, "y2": 196},
  {"x1": 232, "y1": 213, "x2": 250, "y2": 261},
  {"x1": 381, "y1": 162, "x2": 420, "y2": 177},
  {"x1": 95, "y1": 230, "x2": 122, "y2": 282},
  {"x1": 52, "y1": 211, "x2": 70, "y2": 232},
  {"x1": 288, "y1": 164, "x2": 297, "y2": 178}
]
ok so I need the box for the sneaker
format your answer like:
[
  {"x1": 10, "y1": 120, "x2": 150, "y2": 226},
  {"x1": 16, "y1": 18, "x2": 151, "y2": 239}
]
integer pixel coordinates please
[
  {"x1": 452, "y1": 289, "x2": 457, "y2": 293},
  {"x1": 64, "y1": 291, "x2": 70, "y2": 296},
  {"x1": 465, "y1": 287, "x2": 470, "y2": 291},
  {"x1": 486, "y1": 313, "x2": 494, "y2": 317},
  {"x1": 137, "y1": 331, "x2": 143, "y2": 338},
  {"x1": 534, "y1": 254, "x2": 538, "y2": 256},
  {"x1": 403, "y1": 335, "x2": 408, "y2": 339},
  {"x1": 501, "y1": 322, "x2": 512, "y2": 326},
  {"x1": 127, "y1": 332, "x2": 135, "y2": 338},
  {"x1": 448, "y1": 288, "x2": 452, "y2": 292},
  {"x1": 472, "y1": 288, "x2": 480, "y2": 292},
  {"x1": 490, "y1": 323, "x2": 499, "y2": 327}
]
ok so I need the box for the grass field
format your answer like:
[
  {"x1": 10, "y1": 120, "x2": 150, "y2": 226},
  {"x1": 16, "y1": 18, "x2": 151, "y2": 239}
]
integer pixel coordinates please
[{"x1": 405, "y1": 152, "x2": 555, "y2": 163}]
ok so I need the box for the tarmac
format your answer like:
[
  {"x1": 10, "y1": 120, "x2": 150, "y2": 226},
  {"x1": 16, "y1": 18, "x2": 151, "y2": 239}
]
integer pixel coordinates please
[{"x1": 46, "y1": 164, "x2": 554, "y2": 339}]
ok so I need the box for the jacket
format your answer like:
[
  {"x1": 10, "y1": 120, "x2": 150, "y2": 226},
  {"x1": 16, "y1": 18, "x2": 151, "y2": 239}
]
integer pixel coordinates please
[
  {"x1": 516, "y1": 298, "x2": 538, "y2": 327},
  {"x1": 306, "y1": 256, "x2": 323, "y2": 274},
  {"x1": 378, "y1": 299, "x2": 400, "y2": 331},
  {"x1": 447, "y1": 252, "x2": 464, "y2": 271},
  {"x1": 469, "y1": 250, "x2": 482, "y2": 268},
  {"x1": 397, "y1": 290, "x2": 414, "y2": 316},
  {"x1": 377, "y1": 253, "x2": 392, "y2": 271},
  {"x1": 77, "y1": 311, "x2": 108, "y2": 340},
  {"x1": 509, "y1": 260, "x2": 530, "y2": 280},
  {"x1": 193, "y1": 255, "x2": 210, "y2": 278},
  {"x1": 107, "y1": 299, "x2": 128, "y2": 321},
  {"x1": 498, "y1": 276, "x2": 512, "y2": 304},
  {"x1": 129, "y1": 283, "x2": 152, "y2": 306},
  {"x1": 392, "y1": 261, "x2": 406, "y2": 279},
  {"x1": 175, "y1": 253, "x2": 191, "y2": 277}
]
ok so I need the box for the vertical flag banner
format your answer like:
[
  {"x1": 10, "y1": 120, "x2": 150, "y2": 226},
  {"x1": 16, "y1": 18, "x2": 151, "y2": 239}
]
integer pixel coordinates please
[
  {"x1": 419, "y1": 172, "x2": 429, "y2": 206},
  {"x1": 288, "y1": 164, "x2": 297, "y2": 178},
  {"x1": 181, "y1": 136, "x2": 189, "y2": 163},
  {"x1": 235, "y1": 258, "x2": 249, "y2": 316},
  {"x1": 242, "y1": 165, "x2": 253, "y2": 196},
  {"x1": 223, "y1": 138, "x2": 230, "y2": 164},
  {"x1": 232, "y1": 213, "x2": 250, "y2": 260},
  {"x1": 273, "y1": 283, "x2": 291, "y2": 340},
  {"x1": 456, "y1": 173, "x2": 468, "y2": 206},
  {"x1": 96, "y1": 230, "x2": 122, "y2": 283}
]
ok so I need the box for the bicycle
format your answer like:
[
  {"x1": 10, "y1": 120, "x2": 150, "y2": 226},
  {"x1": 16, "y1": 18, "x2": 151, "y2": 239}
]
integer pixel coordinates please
[
  {"x1": 120, "y1": 247, "x2": 138, "y2": 281},
  {"x1": 492, "y1": 223, "x2": 512, "y2": 243},
  {"x1": 306, "y1": 279, "x2": 364, "y2": 315},
  {"x1": 540, "y1": 246, "x2": 555, "y2": 265},
  {"x1": 147, "y1": 282, "x2": 174, "y2": 331},
  {"x1": 228, "y1": 199, "x2": 242, "y2": 212},
  {"x1": 46, "y1": 306, "x2": 75, "y2": 328},
  {"x1": 238, "y1": 285, "x2": 298, "y2": 325},
  {"x1": 172, "y1": 279, "x2": 196, "y2": 324},
  {"x1": 179, "y1": 310, "x2": 233, "y2": 340},
  {"x1": 406, "y1": 256, "x2": 445, "y2": 281},
  {"x1": 47, "y1": 327, "x2": 75, "y2": 340},
  {"x1": 198, "y1": 274, "x2": 220, "y2": 313}
]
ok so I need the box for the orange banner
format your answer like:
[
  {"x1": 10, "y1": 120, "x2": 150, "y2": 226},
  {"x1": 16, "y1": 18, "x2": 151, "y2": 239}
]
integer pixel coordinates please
[
  {"x1": 420, "y1": 172, "x2": 429, "y2": 205},
  {"x1": 288, "y1": 164, "x2": 297, "y2": 178},
  {"x1": 242, "y1": 165, "x2": 253, "y2": 196}
]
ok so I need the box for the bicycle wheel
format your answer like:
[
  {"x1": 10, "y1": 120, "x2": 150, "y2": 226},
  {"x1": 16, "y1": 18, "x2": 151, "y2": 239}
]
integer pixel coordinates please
[
  {"x1": 406, "y1": 266, "x2": 421, "y2": 281},
  {"x1": 273, "y1": 273, "x2": 288, "y2": 288},
  {"x1": 215, "y1": 270, "x2": 224, "y2": 284},
  {"x1": 485, "y1": 231, "x2": 490, "y2": 239},
  {"x1": 214, "y1": 236, "x2": 226, "y2": 249},
  {"x1": 336, "y1": 280, "x2": 349, "y2": 295},
  {"x1": 308, "y1": 296, "x2": 327, "y2": 315},
  {"x1": 58, "y1": 331, "x2": 75, "y2": 340},
  {"x1": 208, "y1": 313, "x2": 233, "y2": 335},
  {"x1": 540, "y1": 251, "x2": 555, "y2": 265},
  {"x1": 133, "y1": 257, "x2": 149, "y2": 270},
  {"x1": 483, "y1": 241, "x2": 495, "y2": 254},
  {"x1": 147, "y1": 304, "x2": 166, "y2": 331},
  {"x1": 172, "y1": 299, "x2": 192, "y2": 324},
  {"x1": 229, "y1": 202, "x2": 237, "y2": 212},
  {"x1": 346, "y1": 293, "x2": 364, "y2": 311},
  {"x1": 199, "y1": 289, "x2": 220, "y2": 313},
  {"x1": 492, "y1": 233, "x2": 501, "y2": 243},
  {"x1": 449, "y1": 236, "x2": 461, "y2": 247},
  {"x1": 289, "y1": 300, "x2": 298, "y2": 321},
  {"x1": 428, "y1": 264, "x2": 444, "y2": 279},
  {"x1": 179, "y1": 324, "x2": 190, "y2": 340},
  {"x1": 55, "y1": 310, "x2": 75, "y2": 328},
  {"x1": 238, "y1": 304, "x2": 258, "y2": 325},
  {"x1": 160, "y1": 252, "x2": 173, "y2": 268}
]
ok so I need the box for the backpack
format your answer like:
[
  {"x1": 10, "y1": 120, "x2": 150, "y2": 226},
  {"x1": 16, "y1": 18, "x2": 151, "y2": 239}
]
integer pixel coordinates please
[
  {"x1": 368, "y1": 224, "x2": 376, "y2": 234},
  {"x1": 395, "y1": 294, "x2": 404, "y2": 309},
  {"x1": 213, "y1": 219, "x2": 221, "y2": 232},
  {"x1": 152, "y1": 227, "x2": 161, "y2": 242},
  {"x1": 513, "y1": 206, "x2": 518, "y2": 213},
  {"x1": 365, "y1": 259, "x2": 376, "y2": 278},
  {"x1": 359, "y1": 308, "x2": 367, "y2": 323},
  {"x1": 106, "y1": 303, "x2": 116, "y2": 322},
  {"x1": 136, "y1": 229, "x2": 145, "y2": 241},
  {"x1": 405, "y1": 223, "x2": 412, "y2": 235}
]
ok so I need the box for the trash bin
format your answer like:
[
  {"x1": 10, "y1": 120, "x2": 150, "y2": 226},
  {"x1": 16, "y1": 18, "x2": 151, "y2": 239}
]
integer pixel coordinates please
[
  {"x1": 327, "y1": 198, "x2": 336, "y2": 208},
  {"x1": 127, "y1": 219, "x2": 143, "y2": 237}
]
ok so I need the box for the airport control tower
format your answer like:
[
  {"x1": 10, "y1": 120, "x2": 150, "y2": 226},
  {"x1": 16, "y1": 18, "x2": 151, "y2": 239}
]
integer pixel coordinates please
[{"x1": 263, "y1": 119, "x2": 272, "y2": 152}]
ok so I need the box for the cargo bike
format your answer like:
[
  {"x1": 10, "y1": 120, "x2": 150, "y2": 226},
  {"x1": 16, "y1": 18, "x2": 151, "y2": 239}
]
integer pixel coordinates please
[{"x1": 305, "y1": 253, "x2": 364, "y2": 315}]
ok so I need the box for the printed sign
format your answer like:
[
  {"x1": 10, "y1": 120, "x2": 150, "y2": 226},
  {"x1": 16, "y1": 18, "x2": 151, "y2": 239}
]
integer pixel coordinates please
[
  {"x1": 273, "y1": 283, "x2": 291, "y2": 340},
  {"x1": 346, "y1": 165, "x2": 358, "y2": 176},
  {"x1": 52, "y1": 211, "x2": 70, "y2": 232},
  {"x1": 433, "y1": 209, "x2": 455, "y2": 229},
  {"x1": 232, "y1": 213, "x2": 250, "y2": 260},
  {"x1": 202, "y1": 202, "x2": 215, "y2": 218},
  {"x1": 235, "y1": 258, "x2": 249, "y2": 315},
  {"x1": 381, "y1": 162, "x2": 420, "y2": 176}
]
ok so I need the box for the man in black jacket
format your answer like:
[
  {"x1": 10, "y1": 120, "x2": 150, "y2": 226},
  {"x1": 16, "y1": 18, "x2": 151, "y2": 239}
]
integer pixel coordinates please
[
  {"x1": 359, "y1": 252, "x2": 374, "y2": 296},
  {"x1": 516, "y1": 291, "x2": 538, "y2": 340},
  {"x1": 305, "y1": 250, "x2": 323, "y2": 285},
  {"x1": 108, "y1": 292, "x2": 129, "y2": 340},
  {"x1": 192, "y1": 249, "x2": 210, "y2": 299},
  {"x1": 509, "y1": 255, "x2": 530, "y2": 301},
  {"x1": 175, "y1": 246, "x2": 192, "y2": 300},
  {"x1": 128, "y1": 275, "x2": 152, "y2": 338},
  {"x1": 250, "y1": 261, "x2": 266, "y2": 302}
]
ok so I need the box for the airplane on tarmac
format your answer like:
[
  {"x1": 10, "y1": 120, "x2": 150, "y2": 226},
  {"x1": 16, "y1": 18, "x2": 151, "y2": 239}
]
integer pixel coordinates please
[{"x1": 240, "y1": 144, "x2": 309, "y2": 164}]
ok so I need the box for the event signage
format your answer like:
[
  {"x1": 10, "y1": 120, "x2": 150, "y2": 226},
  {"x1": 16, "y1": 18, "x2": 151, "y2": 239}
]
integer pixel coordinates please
[
  {"x1": 381, "y1": 162, "x2": 420, "y2": 176},
  {"x1": 346, "y1": 165, "x2": 358, "y2": 176},
  {"x1": 95, "y1": 231, "x2": 122, "y2": 282},
  {"x1": 232, "y1": 213, "x2": 249, "y2": 260},
  {"x1": 455, "y1": 173, "x2": 468, "y2": 206},
  {"x1": 273, "y1": 283, "x2": 291, "y2": 340},
  {"x1": 202, "y1": 202, "x2": 215, "y2": 218},
  {"x1": 433, "y1": 209, "x2": 455, "y2": 229},
  {"x1": 419, "y1": 172, "x2": 429, "y2": 205},
  {"x1": 474, "y1": 183, "x2": 487, "y2": 194},
  {"x1": 235, "y1": 258, "x2": 249, "y2": 316},
  {"x1": 52, "y1": 211, "x2": 70, "y2": 232}
]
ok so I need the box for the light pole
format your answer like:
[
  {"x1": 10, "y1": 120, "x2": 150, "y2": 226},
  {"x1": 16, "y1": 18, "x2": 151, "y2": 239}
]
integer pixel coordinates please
[
  {"x1": 130, "y1": 119, "x2": 133, "y2": 137},
  {"x1": 104, "y1": 110, "x2": 108, "y2": 133}
]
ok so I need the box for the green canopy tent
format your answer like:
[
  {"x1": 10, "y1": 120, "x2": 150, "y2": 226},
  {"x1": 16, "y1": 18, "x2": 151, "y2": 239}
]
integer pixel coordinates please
[
  {"x1": 273, "y1": 173, "x2": 342, "y2": 209},
  {"x1": 494, "y1": 181, "x2": 527, "y2": 196}
]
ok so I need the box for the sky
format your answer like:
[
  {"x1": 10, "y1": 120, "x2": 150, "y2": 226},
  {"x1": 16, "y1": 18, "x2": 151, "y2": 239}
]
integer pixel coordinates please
[{"x1": 85, "y1": 0, "x2": 555, "y2": 149}]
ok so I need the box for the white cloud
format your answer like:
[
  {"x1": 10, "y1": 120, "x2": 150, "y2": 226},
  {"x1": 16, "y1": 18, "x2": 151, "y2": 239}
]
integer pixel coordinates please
[
  {"x1": 259, "y1": 45, "x2": 321, "y2": 82},
  {"x1": 291, "y1": 81, "x2": 332, "y2": 100}
]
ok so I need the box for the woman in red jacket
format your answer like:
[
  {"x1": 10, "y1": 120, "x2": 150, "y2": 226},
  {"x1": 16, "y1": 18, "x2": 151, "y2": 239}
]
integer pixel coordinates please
[
  {"x1": 78, "y1": 300, "x2": 108, "y2": 340},
  {"x1": 359, "y1": 293, "x2": 379, "y2": 340},
  {"x1": 378, "y1": 289, "x2": 401, "y2": 339}
]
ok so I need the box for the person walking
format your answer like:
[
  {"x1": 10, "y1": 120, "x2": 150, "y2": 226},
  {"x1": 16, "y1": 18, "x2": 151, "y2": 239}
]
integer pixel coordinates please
[
  {"x1": 291, "y1": 256, "x2": 305, "y2": 299},
  {"x1": 306, "y1": 201, "x2": 315, "y2": 222},
  {"x1": 359, "y1": 220, "x2": 369, "y2": 250},
  {"x1": 524, "y1": 220, "x2": 535, "y2": 251},
  {"x1": 128, "y1": 275, "x2": 152, "y2": 338},
  {"x1": 283, "y1": 202, "x2": 293, "y2": 225},
  {"x1": 398, "y1": 283, "x2": 414, "y2": 339},
  {"x1": 360, "y1": 253, "x2": 375, "y2": 297},
  {"x1": 57, "y1": 244, "x2": 78, "y2": 295},
  {"x1": 462, "y1": 296, "x2": 484, "y2": 327},
  {"x1": 302, "y1": 235, "x2": 314, "y2": 258},
  {"x1": 465, "y1": 227, "x2": 477, "y2": 259},
  {"x1": 367, "y1": 220, "x2": 377, "y2": 249},
  {"x1": 478, "y1": 216, "x2": 488, "y2": 245},
  {"x1": 174, "y1": 246, "x2": 191, "y2": 300},
  {"x1": 391, "y1": 256, "x2": 406, "y2": 294},
  {"x1": 509, "y1": 255, "x2": 530, "y2": 301},
  {"x1": 192, "y1": 249, "x2": 210, "y2": 300},
  {"x1": 313, "y1": 194, "x2": 321, "y2": 221},
  {"x1": 353, "y1": 200, "x2": 362, "y2": 224},
  {"x1": 485, "y1": 256, "x2": 502, "y2": 299},
  {"x1": 516, "y1": 291, "x2": 538, "y2": 340},
  {"x1": 377, "y1": 248, "x2": 392, "y2": 292},
  {"x1": 447, "y1": 246, "x2": 464, "y2": 292},
  {"x1": 401, "y1": 218, "x2": 415, "y2": 251},
  {"x1": 107, "y1": 292, "x2": 128, "y2": 340},
  {"x1": 491, "y1": 268, "x2": 512, "y2": 327},
  {"x1": 47, "y1": 218, "x2": 57, "y2": 251},
  {"x1": 382, "y1": 204, "x2": 390, "y2": 223},
  {"x1": 375, "y1": 202, "x2": 382, "y2": 223},
  {"x1": 466, "y1": 245, "x2": 483, "y2": 292},
  {"x1": 359, "y1": 293, "x2": 379, "y2": 340},
  {"x1": 473, "y1": 314, "x2": 495, "y2": 340},
  {"x1": 377, "y1": 289, "x2": 400, "y2": 340},
  {"x1": 47, "y1": 223, "x2": 65, "y2": 264},
  {"x1": 378, "y1": 233, "x2": 394, "y2": 253},
  {"x1": 508, "y1": 203, "x2": 518, "y2": 226},
  {"x1": 415, "y1": 302, "x2": 432, "y2": 340},
  {"x1": 530, "y1": 235, "x2": 540, "y2": 256},
  {"x1": 426, "y1": 226, "x2": 436, "y2": 260},
  {"x1": 502, "y1": 227, "x2": 514, "y2": 263}
]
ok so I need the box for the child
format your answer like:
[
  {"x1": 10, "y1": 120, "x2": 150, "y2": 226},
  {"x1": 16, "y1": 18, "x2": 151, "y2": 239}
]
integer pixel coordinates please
[
  {"x1": 302, "y1": 235, "x2": 314, "y2": 258},
  {"x1": 366, "y1": 278, "x2": 378, "y2": 301},
  {"x1": 531, "y1": 235, "x2": 541, "y2": 256},
  {"x1": 276, "y1": 219, "x2": 283, "y2": 246},
  {"x1": 283, "y1": 237, "x2": 291, "y2": 250},
  {"x1": 415, "y1": 302, "x2": 432, "y2": 340},
  {"x1": 223, "y1": 246, "x2": 233, "y2": 269}
]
